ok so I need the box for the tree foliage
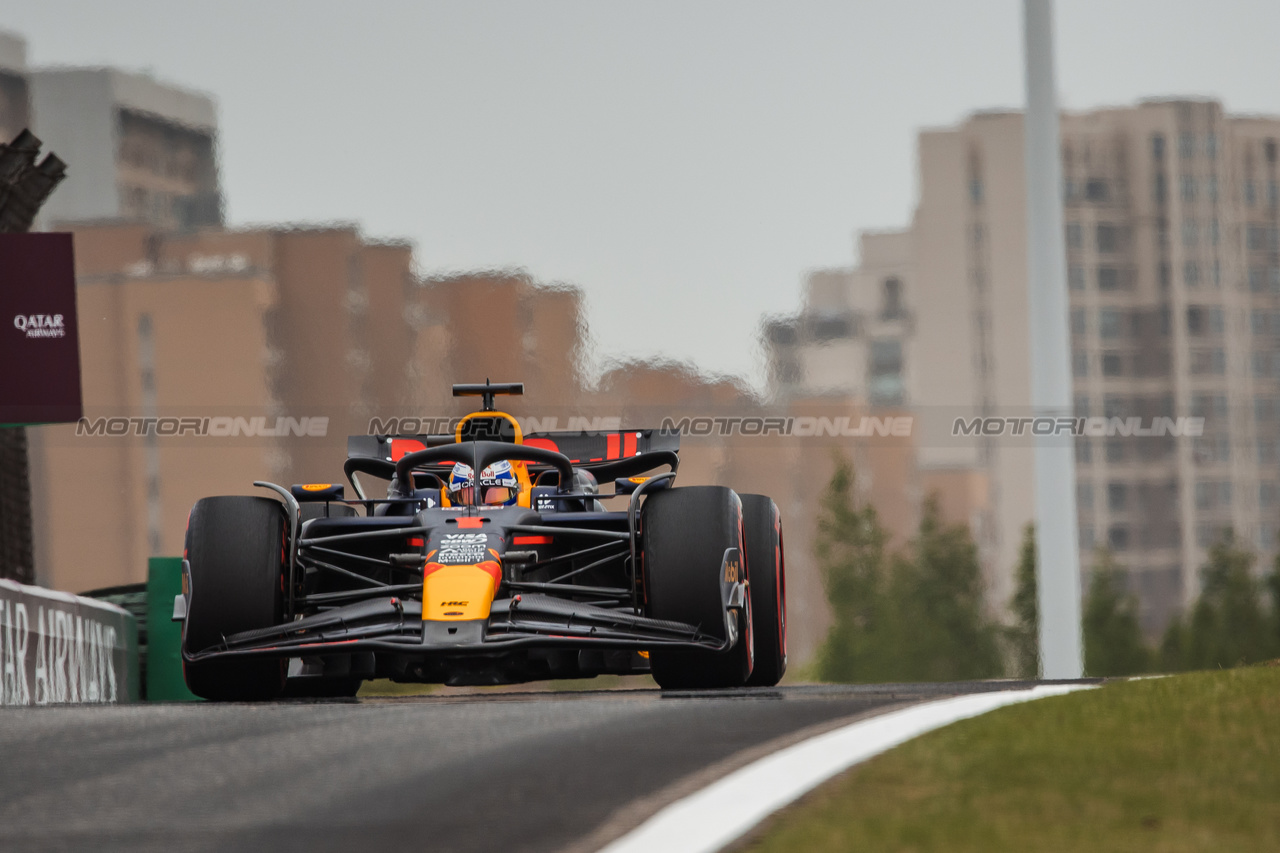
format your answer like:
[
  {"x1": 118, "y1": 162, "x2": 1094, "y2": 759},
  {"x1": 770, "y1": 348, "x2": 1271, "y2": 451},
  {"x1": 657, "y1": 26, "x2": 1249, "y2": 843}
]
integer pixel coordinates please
[
  {"x1": 1006, "y1": 523, "x2": 1039, "y2": 678},
  {"x1": 1082, "y1": 548, "x2": 1152, "y2": 677},
  {"x1": 816, "y1": 465, "x2": 1280, "y2": 683},
  {"x1": 815, "y1": 457, "x2": 1001, "y2": 683},
  {"x1": 1161, "y1": 531, "x2": 1278, "y2": 671}
]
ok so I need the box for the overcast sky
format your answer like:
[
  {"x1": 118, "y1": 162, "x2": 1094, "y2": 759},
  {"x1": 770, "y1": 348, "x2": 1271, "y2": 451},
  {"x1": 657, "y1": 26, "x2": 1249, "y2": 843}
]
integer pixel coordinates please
[{"x1": 5, "y1": 1, "x2": 1280, "y2": 387}]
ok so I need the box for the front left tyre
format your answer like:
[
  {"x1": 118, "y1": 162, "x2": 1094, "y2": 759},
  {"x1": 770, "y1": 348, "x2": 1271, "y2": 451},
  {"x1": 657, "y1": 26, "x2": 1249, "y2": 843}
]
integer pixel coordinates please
[{"x1": 183, "y1": 496, "x2": 289, "y2": 701}]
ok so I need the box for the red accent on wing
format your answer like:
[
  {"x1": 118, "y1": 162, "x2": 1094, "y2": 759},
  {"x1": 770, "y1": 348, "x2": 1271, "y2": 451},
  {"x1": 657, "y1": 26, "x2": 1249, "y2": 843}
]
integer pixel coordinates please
[
  {"x1": 623, "y1": 432, "x2": 638, "y2": 457},
  {"x1": 390, "y1": 438, "x2": 426, "y2": 461},
  {"x1": 513, "y1": 535, "x2": 552, "y2": 545},
  {"x1": 606, "y1": 433, "x2": 621, "y2": 459},
  {"x1": 456, "y1": 517, "x2": 484, "y2": 529},
  {"x1": 408, "y1": 537, "x2": 424, "y2": 546},
  {"x1": 524, "y1": 437, "x2": 560, "y2": 453}
]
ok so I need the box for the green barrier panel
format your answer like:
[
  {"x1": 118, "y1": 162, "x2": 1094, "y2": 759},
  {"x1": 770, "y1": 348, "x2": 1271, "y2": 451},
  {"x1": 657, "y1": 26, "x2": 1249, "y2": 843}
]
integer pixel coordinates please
[{"x1": 145, "y1": 557, "x2": 199, "y2": 701}]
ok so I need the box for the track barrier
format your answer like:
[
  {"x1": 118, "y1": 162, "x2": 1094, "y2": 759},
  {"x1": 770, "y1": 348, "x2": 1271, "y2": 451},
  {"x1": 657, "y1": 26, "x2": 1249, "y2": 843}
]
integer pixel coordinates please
[{"x1": 0, "y1": 577, "x2": 140, "y2": 705}]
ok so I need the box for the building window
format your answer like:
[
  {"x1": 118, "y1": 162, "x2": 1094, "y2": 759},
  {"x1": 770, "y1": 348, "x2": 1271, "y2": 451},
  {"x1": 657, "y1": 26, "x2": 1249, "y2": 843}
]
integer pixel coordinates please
[
  {"x1": 1191, "y1": 394, "x2": 1227, "y2": 418},
  {"x1": 1152, "y1": 133, "x2": 1165, "y2": 159},
  {"x1": 1071, "y1": 308, "x2": 1087, "y2": 336},
  {"x1": 1080, "y1": 525, "x2": 1096, "y2": 550},
  {"x1": 1096, "y1": 223, "x2": 1119, "y2": 253},
  {"x1": 1197, "y1": 524, "x2": 1224, "y2": 549},
  {"x1": 1190, "y1": 348, "x2": 1226, "y2": 374},
  {"x1": 1194, "y1": 435, "x2": 1231, "y2": 463},
  {"x1": 1187, "y1": 306, "x2": 1206, "y2": 335},
  {"x1": 1075, "y1": 395, "x2": 1091, "y2": 417},
  {"x1": 1211, "y1": 260, "x2": 1221, "y2": 288},
  {"x1": 1250, "y1": 266, "x2": 1267, "y2": 291},
  {"x1": 1195, "y1": 481, "x2": 1231, "y2": 509},
  {"x1": 1252, "y1": 351, "x2": 1280, "y2": 378},
  {"x1": 1207, "y1": 175, "x2": 1219, "y2": 202},
  {"x1": 1209, "y1": 217, "x2": 1220, "y2": 245},
  {"x1": 1253, "y1": 309, "x2": 1268, "y2": 336},
  {"x1": 1206, "y1": 133, "x2": 1218, "y2": 160},
  {"x1": 1260, "y1": 439, "x2": 1279, "y2": 464},
  {"x1": 970, "y1": 178, "x2": 984, "y2": 205},
  {"x1": 1098, "y1": 266, "x2": 1121, "y2": 290},
  {"x1": 1247, "y1": 225, "x2": 1269, "y2": 251},
  {"x1": 1099, "y1": 308, "x2": 1123, "y2": 338},
  {"x1": 881, "y1": 277, "x2": 905, "y2": 320},
  {"x1": 1257, "y1": 397, "x2": 1277, "y2": 421},
  {"x1": 1270, "y1": 181, "x2": 1279, "y2": 209},
  {"x1": 1086, "y1": 179, "x2": 1109, "y2": 202},
  {"x1": 1179, "y1": 132, "x2": 1195, "y2": 158},
  {"x1": 1108, "y1": 526, "x2": 1130, "y2": 551},
  {"x1": 811, "y1": 315, "x2": 854, "y2": 341},
  {"x1": 1104, "y1": 395, "x2": 1127, "y2": 418},
  {"x1": 1182, "y1": 218, "x2": 1198, "y2": 246},
  {"x1": 1153, "y1": 173, "x2": 1167, "y2": 204},
  {"x1": 1069, "y1": 265, "x2": 1086, "y2": 290},
  {"x1": 1066, "y1": 222, "x2": 1083, "y2": 248},
  {"x1": 1102, "y1": 352, "x2": 1124, "y2": 376},
  {"x1": 1078, "y1": 482, "x2": 1094, "y2": 509},
  {"x1": 1077, "y1": 437, "x2": 1093, "y2": 463},
  {"x1": 1184, "y1": 261, "x2": 1200, "y2": 287},
  {"x1": 1260, "y1": 482, "x2": 1279, "y2": 508},
  {"x1": 869, "y1": 339, "x2": 904, "y2": 405},
  {"x1": 1073, "y1": 350, "x2": 1089, "y2": 377},
  {"x1": 1108, "y1": 483, "x2": 1128, "y2": 511},
  {"x1": 1107, "y1": 440, "x2": 1127, "y2": 463},
  {"x1": 1180, "y1": 175, "x2": 1197, "y2": 201},
  {"x1": 1246, "y1": 180, "x2": 1257, "y2": 206}
]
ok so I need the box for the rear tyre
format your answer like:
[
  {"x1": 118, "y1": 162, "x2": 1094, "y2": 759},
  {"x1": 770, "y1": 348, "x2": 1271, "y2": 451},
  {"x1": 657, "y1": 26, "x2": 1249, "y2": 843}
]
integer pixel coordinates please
[
  {"x1": 183, "y1": 496, "x2": 288, "y2": 701},
  {"x1": 741, "y1": 495, "x2": 787, "y2": 686},
  {"x1": 643, "y1": 486, "x2": 753, "y2": 689}
]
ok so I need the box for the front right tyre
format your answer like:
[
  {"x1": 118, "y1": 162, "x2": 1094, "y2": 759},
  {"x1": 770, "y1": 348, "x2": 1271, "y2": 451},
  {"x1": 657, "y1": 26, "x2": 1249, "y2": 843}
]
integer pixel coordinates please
[
  {"x1": 182, "y1": 496, "x2": 289, "y2": 701},
  {"x1": 642, "y1": 486, "x2": 753, "y2": 689}
]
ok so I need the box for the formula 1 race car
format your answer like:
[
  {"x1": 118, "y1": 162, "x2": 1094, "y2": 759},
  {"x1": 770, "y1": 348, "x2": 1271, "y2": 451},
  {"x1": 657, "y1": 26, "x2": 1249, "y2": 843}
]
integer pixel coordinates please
[{"x1": 176, "y1": 382, "x2": 786, "y2": 700}]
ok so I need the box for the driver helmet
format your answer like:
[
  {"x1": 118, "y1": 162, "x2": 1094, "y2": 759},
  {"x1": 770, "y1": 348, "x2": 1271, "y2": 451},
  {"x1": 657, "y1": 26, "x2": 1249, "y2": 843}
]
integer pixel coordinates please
[{"x1": 448, "y1": 460, "x2": 520, "y2": 506}]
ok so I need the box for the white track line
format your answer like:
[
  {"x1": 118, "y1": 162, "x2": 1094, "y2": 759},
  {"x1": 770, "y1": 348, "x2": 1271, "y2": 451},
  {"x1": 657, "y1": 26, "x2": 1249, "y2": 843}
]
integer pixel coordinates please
[{"x1": 597, "y1": 683, "x2": 1094, "y2": 853}]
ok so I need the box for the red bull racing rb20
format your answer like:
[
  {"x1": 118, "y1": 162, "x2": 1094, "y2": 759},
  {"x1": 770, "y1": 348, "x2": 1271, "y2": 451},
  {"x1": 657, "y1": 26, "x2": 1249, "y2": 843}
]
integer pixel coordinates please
[{"x1": 175, "y1": 382, "x2": 786, "y2": 699}]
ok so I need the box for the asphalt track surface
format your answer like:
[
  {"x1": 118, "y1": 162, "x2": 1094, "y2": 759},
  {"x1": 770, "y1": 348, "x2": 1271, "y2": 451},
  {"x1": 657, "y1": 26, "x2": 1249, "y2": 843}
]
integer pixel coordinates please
[{"x1": 0, "y1": 681, "x2": 1043, "y2": 852}]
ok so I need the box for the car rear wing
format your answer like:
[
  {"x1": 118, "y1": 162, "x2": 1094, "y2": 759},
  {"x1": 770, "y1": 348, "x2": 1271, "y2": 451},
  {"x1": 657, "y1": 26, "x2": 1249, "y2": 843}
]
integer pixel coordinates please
[{"x1": 346, "y1": 428, "x2": 680, "y2": 479}]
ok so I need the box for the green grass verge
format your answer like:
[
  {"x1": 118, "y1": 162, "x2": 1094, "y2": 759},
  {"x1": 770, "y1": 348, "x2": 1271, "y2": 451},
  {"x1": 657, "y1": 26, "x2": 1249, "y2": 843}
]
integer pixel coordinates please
[{"x1": 745, "y1": 667, "x2": 1280, "y2": 852}]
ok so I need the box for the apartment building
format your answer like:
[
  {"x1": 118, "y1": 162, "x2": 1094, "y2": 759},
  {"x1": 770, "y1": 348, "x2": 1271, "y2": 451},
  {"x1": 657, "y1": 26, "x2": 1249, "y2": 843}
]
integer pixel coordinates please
[
  {"x1": 0, "y1": 31, "x2": 29, "y2": 143},
  {"x1": 29, "y1": 67, "x2": 221, "y2": 229},
  {"x1": 768, "y1": 98, "x2": 1280, "y2": 634},
  {"x1": 28, "y1": 222, "x2": 419, "y2": 590}
]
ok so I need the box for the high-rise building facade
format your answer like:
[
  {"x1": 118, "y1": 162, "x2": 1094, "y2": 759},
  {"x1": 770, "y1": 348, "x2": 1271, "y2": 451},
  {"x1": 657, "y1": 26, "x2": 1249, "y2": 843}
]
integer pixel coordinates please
[
  {"x1": 29, "y1": 67, "x2": 221, "y2": 229},
  {"x1": 0, "y1": 31, "x2": 29, "y2": 143},
  {"x1": 768, "y1": 99, "x2": 1280, "y2": 634}
]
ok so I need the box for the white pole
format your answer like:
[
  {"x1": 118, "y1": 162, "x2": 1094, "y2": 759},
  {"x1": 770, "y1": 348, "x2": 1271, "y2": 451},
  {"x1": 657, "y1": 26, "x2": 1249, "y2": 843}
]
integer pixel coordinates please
[{"x1": 1023, "y1": 0, "x2": 1083, "y2": 679}]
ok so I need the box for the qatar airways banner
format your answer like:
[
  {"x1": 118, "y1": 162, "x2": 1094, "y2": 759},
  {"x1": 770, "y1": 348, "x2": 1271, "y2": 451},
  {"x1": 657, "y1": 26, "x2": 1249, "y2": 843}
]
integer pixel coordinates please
[
  {"x1": 0, "y1": 579, "x2": 139, "y2": 706},
  {"x1": 0, "y1": 233, "x2": 82, "y2": 425}
]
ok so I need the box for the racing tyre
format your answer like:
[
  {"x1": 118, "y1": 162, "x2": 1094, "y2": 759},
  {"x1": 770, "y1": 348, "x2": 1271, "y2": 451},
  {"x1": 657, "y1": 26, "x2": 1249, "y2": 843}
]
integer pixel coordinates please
[
  {"x1": 741, "y1": 495, "x2": 787, "y2": 686},
  {"x1": 643, "y1": 486, "x2": 753, "y2": 689},
  {"x1": 183, "y1": 496, "x2": 288, "y2": 701}
]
